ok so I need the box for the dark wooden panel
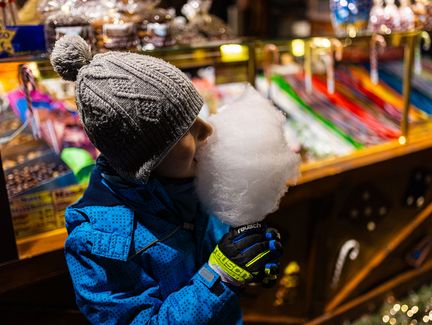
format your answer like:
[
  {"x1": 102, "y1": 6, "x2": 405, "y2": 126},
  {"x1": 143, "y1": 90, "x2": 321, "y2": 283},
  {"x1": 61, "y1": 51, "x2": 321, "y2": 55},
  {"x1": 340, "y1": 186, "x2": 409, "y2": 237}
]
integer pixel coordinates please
[
  {"x1": 0, "y1": 151, "x2": 18, "y2": 263},
  {"x1": 0, "y1": 250, "x2": 67, "y2": 295}
]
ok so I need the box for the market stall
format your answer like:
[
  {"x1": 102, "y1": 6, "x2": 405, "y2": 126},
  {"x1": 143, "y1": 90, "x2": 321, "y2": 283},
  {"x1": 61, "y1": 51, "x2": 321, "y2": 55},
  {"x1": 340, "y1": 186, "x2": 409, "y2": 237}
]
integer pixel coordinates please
[{"x1": 1, "y1": 0, "x2": 432, "y2": 323}]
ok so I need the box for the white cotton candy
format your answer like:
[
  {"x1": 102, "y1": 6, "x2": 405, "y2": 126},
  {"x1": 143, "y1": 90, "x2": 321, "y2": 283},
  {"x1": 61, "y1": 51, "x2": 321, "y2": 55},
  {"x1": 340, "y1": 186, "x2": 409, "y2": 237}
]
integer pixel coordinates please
[{"x1": 195, "y1": 85, "x2": 301, "y2": 227}]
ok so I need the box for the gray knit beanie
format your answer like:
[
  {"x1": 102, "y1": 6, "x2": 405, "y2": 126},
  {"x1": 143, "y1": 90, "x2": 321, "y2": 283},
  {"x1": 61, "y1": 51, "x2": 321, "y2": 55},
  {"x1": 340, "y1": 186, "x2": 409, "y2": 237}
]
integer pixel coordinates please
[{"x1": 50, "y1": 35, "x2": 203, "y2": 183}]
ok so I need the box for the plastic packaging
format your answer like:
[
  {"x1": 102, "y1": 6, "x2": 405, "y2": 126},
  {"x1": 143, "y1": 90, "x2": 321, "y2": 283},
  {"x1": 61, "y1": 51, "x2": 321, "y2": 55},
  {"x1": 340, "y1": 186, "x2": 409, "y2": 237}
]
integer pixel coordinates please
[
  {"x1": 41, "y1": 0, "x2": 94, "y2": 52},
  {"x1": 383, "y1": 0, "x2": 401, "y2": 32},
  {"x1": 171, "y1": 16, "x2": 207, "y2": 45},
  {"x1": 369, "y1": 0, "x2": 385, "y2": 32},
  {"x1": 37, "y1": 0, "x2": 68, "y2": 20},
  {"x1": 0, "y1": 0, "x2": 18, "y2": 25},
  {"x1": 137, "y1": 2, "x2": 175, "y2": 49},
  {"x1": 399, "y1": 0, "x2": 415, "y2": 31},
  {"x1": 86, "y1": 0, "x2": 139, "y2": 51},
  {"x1": 182, "y1": 0, "x2": 233, "y2": 41},
  {"x1": 330, "y1": 0, "x2": 373, "y2": 36},
  {"x1": 411, "y1": 0, "x2": 432, "y2": 29}
]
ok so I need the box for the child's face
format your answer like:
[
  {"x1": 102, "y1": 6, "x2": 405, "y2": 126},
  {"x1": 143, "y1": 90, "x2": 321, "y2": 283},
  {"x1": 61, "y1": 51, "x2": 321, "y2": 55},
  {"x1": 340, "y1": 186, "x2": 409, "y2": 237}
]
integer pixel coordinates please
[{"x1": 154, "y1": 117, "x2": 213, "y2": 179}]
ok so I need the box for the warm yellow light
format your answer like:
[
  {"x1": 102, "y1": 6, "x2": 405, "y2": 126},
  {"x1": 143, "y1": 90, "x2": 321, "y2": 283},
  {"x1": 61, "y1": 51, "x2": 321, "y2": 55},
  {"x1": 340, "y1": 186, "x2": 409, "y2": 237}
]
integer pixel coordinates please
[
  {"x1": 423, "y1": 316, "x2": 429, "y2": 323},
  {"x1": 399, "y1": 136, "x2": 407, "y2": 145},
  {"x1": 221, "y1": 44, "x2": 242, "y2": 55},
  {"x1": 193, "y1": 49, "x2": 207, "y2": 60},
  {"x1": 382, "y1": 315, "x2": 390, "y2": 323},
  {"x1": 407, "y1": 310, "x2": 414, "y2": 317},
  {"x1": 393, "y1": 304, "x2": 401, "y2": 312},
  {"x1": 220, "y1": 44, "x2": 249, "y2": 62},
  {"x1": 291, "y1": 39, "x2": 305, "y2": 57},
  {"x1": 412, "y1": 306, "x2": 419, "y2": 314},
  {"x1": 389, "y1": 318, "x2": 397, "y2": 325},
  {"x1": 401, "y1": 305, "x2": 409, "y2": 313},
  {"x1": 286, "y1": 261, "x2": 300, "y2": 274},
  {"x1": 27, "y1": 62, "x2": 41, "y2": 79},
  {"x1": 348, "y1": 26, "x2": 357, "y2": 38},
  {"x1": 312, "y1": 37, "x2": 331, "y2": 49}
]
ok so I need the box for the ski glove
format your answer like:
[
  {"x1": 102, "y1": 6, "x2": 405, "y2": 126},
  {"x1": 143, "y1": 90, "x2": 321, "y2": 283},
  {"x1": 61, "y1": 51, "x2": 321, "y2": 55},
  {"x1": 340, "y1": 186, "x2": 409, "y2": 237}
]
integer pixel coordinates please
[{"x1": 208, "y1": 222, "x2": 282, "y2": 287}]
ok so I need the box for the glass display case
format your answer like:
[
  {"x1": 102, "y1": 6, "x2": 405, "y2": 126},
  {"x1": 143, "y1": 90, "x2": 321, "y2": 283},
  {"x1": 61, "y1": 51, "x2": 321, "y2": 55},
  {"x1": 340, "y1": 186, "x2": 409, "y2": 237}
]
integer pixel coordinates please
[
  {"x1": 1, "y1": 28, "x2": 432, "y2": 323},
  {"x1": 0, "y1": 39, "x2": 255, "y2": 262}
]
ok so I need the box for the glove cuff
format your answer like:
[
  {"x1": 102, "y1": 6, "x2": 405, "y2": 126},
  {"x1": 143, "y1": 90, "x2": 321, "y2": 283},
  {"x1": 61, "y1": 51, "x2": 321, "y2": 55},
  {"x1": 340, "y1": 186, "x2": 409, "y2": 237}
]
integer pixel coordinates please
[
  {"x1": 208, "y1": 263, "x2": 243, "y2": 287},
  {"x1": 208, "y1": 245, "x2": 253, "y2": 286}
]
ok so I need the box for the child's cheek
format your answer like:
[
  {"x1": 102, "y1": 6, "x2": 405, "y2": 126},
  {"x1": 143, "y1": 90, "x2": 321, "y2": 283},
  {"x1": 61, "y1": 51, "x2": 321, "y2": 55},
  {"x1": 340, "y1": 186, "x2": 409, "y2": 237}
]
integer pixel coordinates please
[{"x1": 177, "y1": 136, "x2": 196, "y2": 163}]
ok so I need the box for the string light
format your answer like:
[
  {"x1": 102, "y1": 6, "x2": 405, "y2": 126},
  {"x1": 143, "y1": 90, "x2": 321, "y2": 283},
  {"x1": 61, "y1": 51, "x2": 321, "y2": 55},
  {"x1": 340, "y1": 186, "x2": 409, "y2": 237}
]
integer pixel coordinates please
[
  {"x1": 352, "y1": 284, "x2": 432, "y2": 324},
  {"x1": 393, "y1": 304, "x2": 401, "y2": 312},
  {"x1": 399, "y1": 136, "x2": 407, "y2": 145},
  {"x1": 291, "y1": 39, "x2": 305, "y2": 57}
]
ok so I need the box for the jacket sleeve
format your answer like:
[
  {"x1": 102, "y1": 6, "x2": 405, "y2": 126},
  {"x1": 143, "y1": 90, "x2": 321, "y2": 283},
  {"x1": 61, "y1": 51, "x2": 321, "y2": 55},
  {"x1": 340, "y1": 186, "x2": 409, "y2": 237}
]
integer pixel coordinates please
[{"x1": 65, "y1": 223, "x2": 239, "y2": 325}]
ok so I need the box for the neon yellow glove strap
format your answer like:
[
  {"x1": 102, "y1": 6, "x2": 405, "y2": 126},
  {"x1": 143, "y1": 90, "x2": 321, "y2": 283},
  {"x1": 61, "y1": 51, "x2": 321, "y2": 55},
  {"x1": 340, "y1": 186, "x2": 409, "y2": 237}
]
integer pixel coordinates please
[
  {"x1": 245, "y1": 249, "x2": 271, "y2": 268},
  {"x1": 209, "y1": 245, "x2": 254, "y2": 283}
]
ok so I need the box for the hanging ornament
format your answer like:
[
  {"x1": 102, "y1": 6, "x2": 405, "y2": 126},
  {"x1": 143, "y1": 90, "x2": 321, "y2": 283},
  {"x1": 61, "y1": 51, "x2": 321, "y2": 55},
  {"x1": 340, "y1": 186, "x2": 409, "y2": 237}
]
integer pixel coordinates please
[
  {"x1": 383, "y1": 0, "x2": 401, "y2": 32},
  {"x1": 399, "y1": 0, "x2": 416, "y2": 31},
  {"x1": 369, "y1": 0, "x2": 386, "y2": 32},
  {"x1": 19, "y1": 65, "x2": 41, "y2": 139},
  {"x1": 331, "y1": 239, "x2": 360, "y2": 289}
]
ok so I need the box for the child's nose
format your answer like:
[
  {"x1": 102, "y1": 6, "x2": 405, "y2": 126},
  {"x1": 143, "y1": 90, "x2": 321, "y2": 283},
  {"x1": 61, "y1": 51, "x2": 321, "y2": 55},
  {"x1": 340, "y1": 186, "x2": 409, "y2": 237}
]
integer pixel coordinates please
[{"x1": 197, "y1": 119, "x2": 213, "y2": 142}]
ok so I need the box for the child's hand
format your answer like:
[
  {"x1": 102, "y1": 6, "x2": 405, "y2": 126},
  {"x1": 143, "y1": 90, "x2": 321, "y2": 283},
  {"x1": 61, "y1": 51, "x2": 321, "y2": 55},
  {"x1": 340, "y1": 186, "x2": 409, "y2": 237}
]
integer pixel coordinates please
[{"x1": 208, "y1": 222, "x2": 282, "y2": 287}]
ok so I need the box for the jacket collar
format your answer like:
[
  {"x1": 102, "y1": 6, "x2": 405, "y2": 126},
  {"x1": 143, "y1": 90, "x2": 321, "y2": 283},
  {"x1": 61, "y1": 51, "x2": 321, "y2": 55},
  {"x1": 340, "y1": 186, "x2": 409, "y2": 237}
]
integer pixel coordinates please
[{"x1": 69, "y1": 156, "x2": 207, "y2": 261}]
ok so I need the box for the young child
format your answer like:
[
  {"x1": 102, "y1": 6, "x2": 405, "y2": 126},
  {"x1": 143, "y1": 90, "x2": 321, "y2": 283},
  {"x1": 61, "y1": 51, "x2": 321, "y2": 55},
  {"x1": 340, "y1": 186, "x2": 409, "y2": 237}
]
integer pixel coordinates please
[{"x1": 51, "y1": 35, "x2": 282, "y2": 324}]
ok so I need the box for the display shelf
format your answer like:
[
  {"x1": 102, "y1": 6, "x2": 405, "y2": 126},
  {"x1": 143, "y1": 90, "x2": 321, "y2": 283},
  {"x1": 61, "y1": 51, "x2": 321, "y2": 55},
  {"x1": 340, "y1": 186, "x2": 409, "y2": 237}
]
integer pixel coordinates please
[
  {"x1": 5, "y1": 122, "x2": 432, "y2": 261},
  {"x1": 0, "y1": 51, "x2": 246, "y2": 69},
  {"x1": 16, "y1": 228, "x2": 67, "y2": 260},
  {"x1": 0, "y1": 40, "x2": 256, "y2": 86},
  {"x1": 298, "y1": 122, "x2": 432, "y2": 185},
  {"x1": 0, "y1": 53, "x2": 50, "y2": 64},
  {"x1": 0, "y1": 249, "x2": 67, "y2": 296},
  {"x1": 306, "y1": 259, "x2": 432, "y2": 325},
  {"x1": 244, "y1": 314, "x2": 306, "y2": 324},
  {"x1": 254, "y1": 30, "x2": 428, "y2": 54},
  {"x1": 10, "y1": 124, "x2": 432, "y2": 262},
  {"x1": 0, "y1": 31, "x2": 431, "y2": 323},
  {"x1": 0, "y1": 38, "x2": 253, "y2": 70}
]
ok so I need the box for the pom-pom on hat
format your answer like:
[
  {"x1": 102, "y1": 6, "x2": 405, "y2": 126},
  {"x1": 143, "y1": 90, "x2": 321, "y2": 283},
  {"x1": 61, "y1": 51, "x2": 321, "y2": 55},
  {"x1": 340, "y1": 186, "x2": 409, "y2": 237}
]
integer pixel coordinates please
[{"x1": 50, "y1": 35, "x2": 203, "y2": 182}]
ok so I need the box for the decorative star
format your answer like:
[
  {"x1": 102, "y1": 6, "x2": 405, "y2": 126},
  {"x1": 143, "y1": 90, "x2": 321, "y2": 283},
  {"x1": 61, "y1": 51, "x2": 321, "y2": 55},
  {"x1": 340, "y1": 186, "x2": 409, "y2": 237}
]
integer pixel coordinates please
[{"x1": 0, "y1": 28, "x2": 16, "y2": 55}]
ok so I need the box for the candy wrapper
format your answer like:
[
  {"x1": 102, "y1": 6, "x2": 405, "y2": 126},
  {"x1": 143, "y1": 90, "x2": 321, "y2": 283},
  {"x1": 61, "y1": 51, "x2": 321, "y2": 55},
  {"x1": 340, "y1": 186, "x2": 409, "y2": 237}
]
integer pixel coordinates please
[{"x1": 195, "y1": 85, "x2": 301, "y2": 227}]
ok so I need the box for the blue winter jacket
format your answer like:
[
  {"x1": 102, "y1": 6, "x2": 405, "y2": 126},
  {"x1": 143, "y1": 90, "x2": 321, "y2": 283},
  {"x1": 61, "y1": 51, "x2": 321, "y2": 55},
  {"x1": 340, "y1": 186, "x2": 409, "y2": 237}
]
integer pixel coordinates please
[{"x1": 64, "y1": 158, "x2": 242, "y2": 324}]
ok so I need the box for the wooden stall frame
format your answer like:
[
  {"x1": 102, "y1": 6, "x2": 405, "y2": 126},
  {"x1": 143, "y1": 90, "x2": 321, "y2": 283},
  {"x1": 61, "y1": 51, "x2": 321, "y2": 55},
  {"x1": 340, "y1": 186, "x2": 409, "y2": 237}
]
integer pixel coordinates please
[
  {"x1": 0, "y1": 151, "x2": 18, "y2": 264},
  {"x1": 324, "y1": 200, "x2": 432, "y2": 312},
  {"x1": 307, "y1": 258, "x2": 432, "y2": 325},
  {"x1": 0, "y1": 32, "x2": 431, "y2": 323}
]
